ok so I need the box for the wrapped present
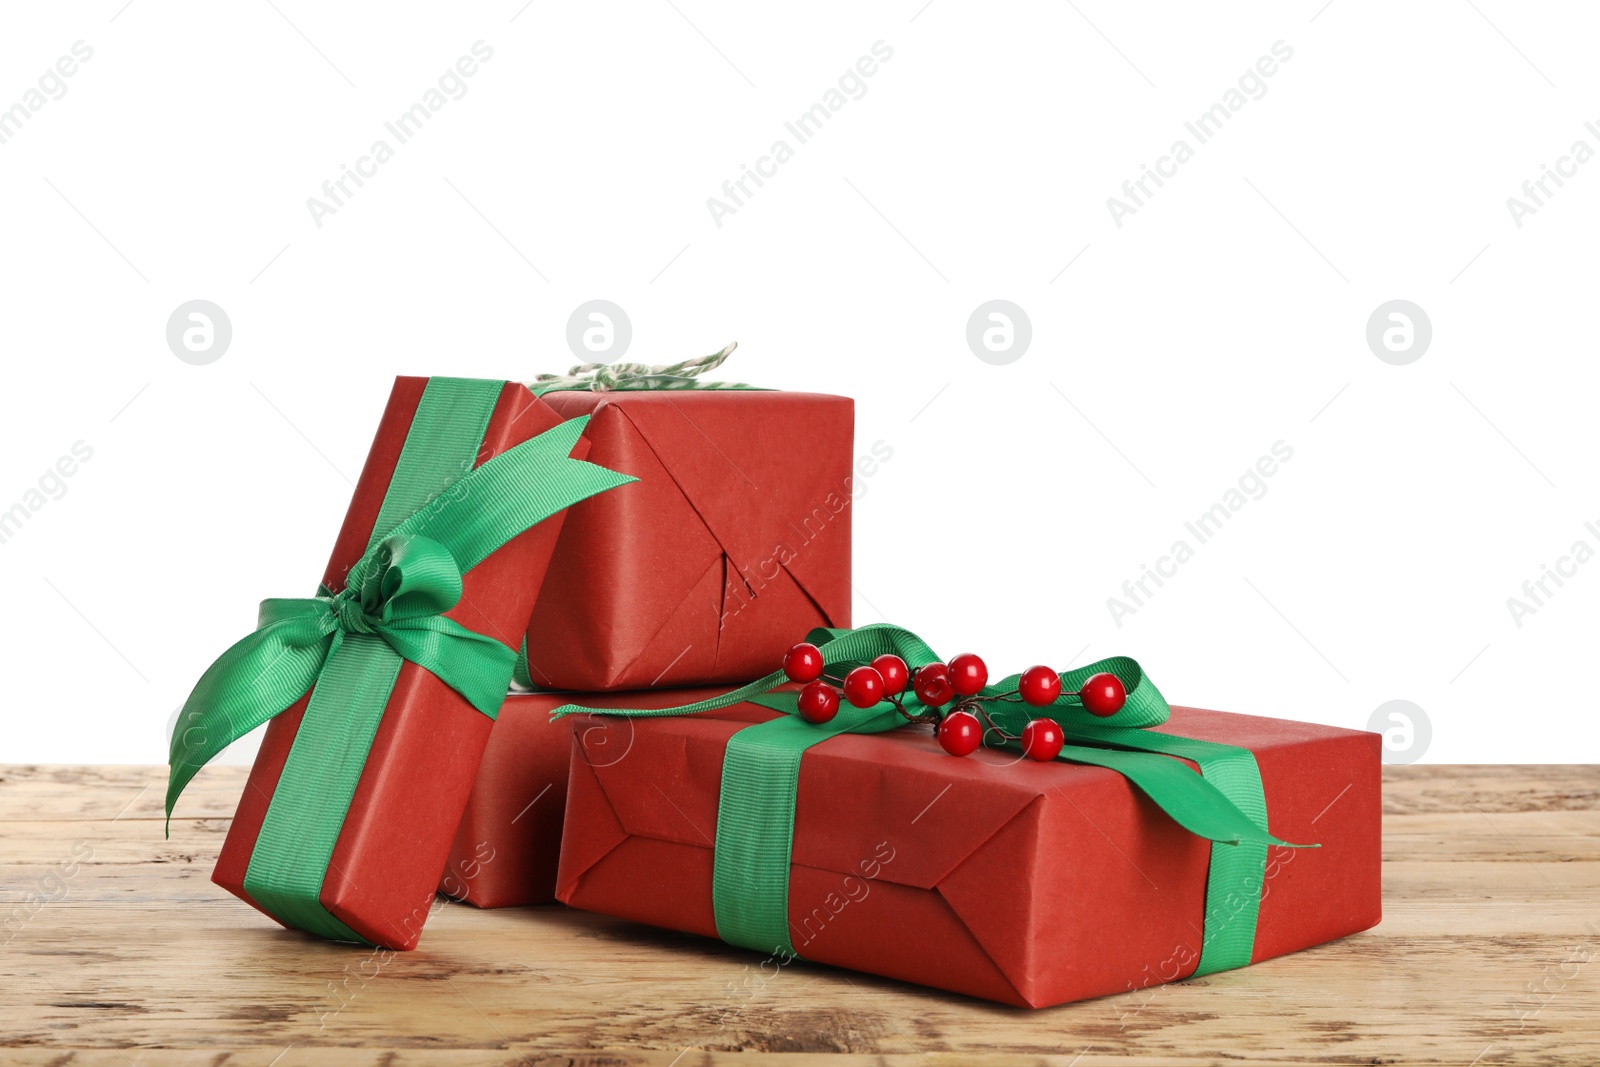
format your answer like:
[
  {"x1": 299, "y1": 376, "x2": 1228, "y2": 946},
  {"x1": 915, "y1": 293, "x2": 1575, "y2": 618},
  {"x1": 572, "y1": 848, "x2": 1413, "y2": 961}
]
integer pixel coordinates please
[
  {"x1": 518, "y1": 346, "x2": 854, "y2": 691},
  {"x1": 552, "y1": 625, "x2": 1381, "y2": 1008},
  {"x1": 441, "y1": 686, "x2": 737, "y2": 907},
  {"x1": 167, "y1": 376, "x2": 634, "y2": 949}
]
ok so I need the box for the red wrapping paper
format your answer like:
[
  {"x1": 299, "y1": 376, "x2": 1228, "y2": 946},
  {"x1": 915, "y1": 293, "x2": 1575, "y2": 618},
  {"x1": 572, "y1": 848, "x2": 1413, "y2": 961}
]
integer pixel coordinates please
[
  {"x1": 524, "y1": 390, "x2": 853, "y2": 691},
  {"x1": 442, "y1": 686, "x2": 737, "y2": 907},
  {"x1": 556, "y1": 704, "x2": 1382, "y2": 1008},
  {"x1": 213, "y1": 378, "x2": 577, "y2": 950}
]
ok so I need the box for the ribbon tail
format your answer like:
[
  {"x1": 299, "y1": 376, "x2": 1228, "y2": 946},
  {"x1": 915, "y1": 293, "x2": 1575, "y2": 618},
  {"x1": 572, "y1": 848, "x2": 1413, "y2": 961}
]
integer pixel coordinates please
[
  {"x1": 550, "y1": 624, "x2": 944, "y2": 720},
  {"x1": 1050, "y1": 744, "x2": 1303, "y2": 848},
  {"x1": 165, "y1": 617, "x2": 333, "y2": 835},
  {"x1": 553, "y1": 667, "x2": 788, "y2": 720},
  {"x1": 378, "y1": 615, "x2": 517, "y2": 718},
  {"x1": 373, "y1": 415, "x2": 638, "y2": 578},
  {"x1": 512, "y1": 636, "x2": 535, "y2": 689}
]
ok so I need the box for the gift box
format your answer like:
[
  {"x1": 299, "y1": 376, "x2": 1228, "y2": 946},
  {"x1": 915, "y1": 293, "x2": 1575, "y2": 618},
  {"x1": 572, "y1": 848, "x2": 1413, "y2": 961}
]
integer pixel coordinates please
[
  {"x1": 521, "y1": 360, "x2": 853, "y2": 691},
  {"x1": 173, "y1": 376, "x2": 632, "y2": 950},
  {"x1": 555, "y1": 695, "x2": 1381, "y2": 1008},
  {"x1": 441, "y1": 686, "x2": 736, "y2": 907}
]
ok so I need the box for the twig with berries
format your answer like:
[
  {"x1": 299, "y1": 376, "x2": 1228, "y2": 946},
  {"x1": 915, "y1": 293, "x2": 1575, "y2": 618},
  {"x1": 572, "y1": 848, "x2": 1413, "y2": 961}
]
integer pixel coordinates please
[{"x1": 779, "y1": 643, "x2": 1128, "y2": 761}]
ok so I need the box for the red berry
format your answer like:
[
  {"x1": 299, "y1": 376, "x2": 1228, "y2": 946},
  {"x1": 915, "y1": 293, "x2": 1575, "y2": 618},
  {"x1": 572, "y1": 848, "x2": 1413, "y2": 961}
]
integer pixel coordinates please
[
  {"x1": 937, "y1": 710, "x2": 982, "y2": 756},
  {"x1": 783, "y1": 642, "x2": 824, "y2": 683},
  {"x1": 870, "y1": 654, "x2": 909, "y2": 696},
  {"x1": 1080, "y1": 672, "x2": 1127, "y2": 717},
  {"x1": 1021, "y1": 718, "x2": 1065, "y2": 761},
  {"x1": 797, "y1": 681, "x2": 839, "y2": 723},
  {"x1": 913, "y1": 663, "x2": 954, "y2": 707},
  {"x1": 947, "y1": 653, "x2": 988, "y2": 697},
  {"x1": 842, "y1": 666, "x2": 885, "y2": 708},
  {"x1": 1018, "y1": 665, "x2": 1062, "y2": 706}
]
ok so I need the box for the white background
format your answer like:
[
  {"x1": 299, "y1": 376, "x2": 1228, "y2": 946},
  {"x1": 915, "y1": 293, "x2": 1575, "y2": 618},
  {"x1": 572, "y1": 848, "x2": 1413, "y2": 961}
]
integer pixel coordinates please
[{"x1": 2, "y1": 1, "x2": 1595, "y2": 765}]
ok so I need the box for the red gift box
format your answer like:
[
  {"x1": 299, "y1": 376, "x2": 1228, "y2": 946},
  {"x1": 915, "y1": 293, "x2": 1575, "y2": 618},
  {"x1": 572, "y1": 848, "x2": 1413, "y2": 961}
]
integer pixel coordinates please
[
  {"x1": 523, "y1": 389, "x2": 854, "y2": 691},
  {"x1": 555, "y1": 703, "x2": 1381, "y2": 1008},
  {"x1": 213, "y1": 378, "x2": 580, "y2": 950},
  {"x1": 442, "y1": 686, "x2": 737, "y2": 907}
]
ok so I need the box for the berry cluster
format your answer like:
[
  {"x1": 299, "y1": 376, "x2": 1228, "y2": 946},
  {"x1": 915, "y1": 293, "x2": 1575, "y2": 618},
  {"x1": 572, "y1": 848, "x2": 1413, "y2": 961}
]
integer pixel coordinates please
[{"x1": 780, "y1": 643, "x2": 1128, "y2": 761}]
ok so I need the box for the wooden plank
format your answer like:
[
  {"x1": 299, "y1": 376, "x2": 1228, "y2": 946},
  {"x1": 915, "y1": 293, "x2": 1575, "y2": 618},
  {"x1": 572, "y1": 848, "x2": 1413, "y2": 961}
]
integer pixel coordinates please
[
  {"x1": 1, "y1": 764, "x2": 1597, "y2": 1065},
  {"x1": 1374, "y1": 764, "x2": 1600, "y2": 814},
  {"x1": 5, "y1": 761, "x2": 1595, "y2": 820}
]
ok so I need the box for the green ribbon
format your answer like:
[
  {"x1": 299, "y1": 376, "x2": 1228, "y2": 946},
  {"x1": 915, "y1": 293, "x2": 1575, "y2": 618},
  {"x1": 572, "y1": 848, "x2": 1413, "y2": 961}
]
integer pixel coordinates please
[
  {"x1": 168, "y1": 377, "x2": 637, "y2": 943},
  {"x1": 711, "y1": 701, "x2": 901, "y2": 957},
  {"x1": 553, "y1": 623, "x2": 1313, "y2": 976}
]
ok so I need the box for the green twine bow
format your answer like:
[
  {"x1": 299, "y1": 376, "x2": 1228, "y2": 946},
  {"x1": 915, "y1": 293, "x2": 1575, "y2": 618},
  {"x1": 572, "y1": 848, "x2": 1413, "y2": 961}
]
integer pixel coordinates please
[
  {"x1": 167, "y1": 410, "x2": 637, "y2": 833},
  {"x1": 527, "y1": 341, "x2": 755, "y2": 396},
  {"x1": 554, "y1": 622, "x2": 1314, "y2": 977}
]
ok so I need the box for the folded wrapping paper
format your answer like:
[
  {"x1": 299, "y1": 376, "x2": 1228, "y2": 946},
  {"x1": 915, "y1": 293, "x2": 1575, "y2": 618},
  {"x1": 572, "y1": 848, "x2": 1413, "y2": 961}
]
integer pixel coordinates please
[
  {"x1": 551, "y1": 623, "x2": 1381, "y2": 1006},
  {"x1": 442, "y1": 686, "x2": 742, "y2": 907},
  {"x1": 170, "y1": 377, "x2": 634, "y2": 949},
  {"x1": 518, "y1": 349, "x2": 853, "y2": 691},
  {"x1": 555, "y1": 702, "x2": 1381, "y2": 1007}
]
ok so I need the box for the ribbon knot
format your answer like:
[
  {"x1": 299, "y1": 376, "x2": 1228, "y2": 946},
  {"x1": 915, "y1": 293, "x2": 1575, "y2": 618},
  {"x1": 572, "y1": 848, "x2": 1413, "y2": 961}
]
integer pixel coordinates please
[
  {"x1": 281, "y1": 534, "x2": 464, "y2": 641},
  {"x1": 342, "y1": 532, "x2": 464, "y2": 632},
  {"x1": 329, "y1": 591, "x2": 377, "y2": 634},
  {"x1": 249, "y1": 531, "x2": 498, "y2": 706}
]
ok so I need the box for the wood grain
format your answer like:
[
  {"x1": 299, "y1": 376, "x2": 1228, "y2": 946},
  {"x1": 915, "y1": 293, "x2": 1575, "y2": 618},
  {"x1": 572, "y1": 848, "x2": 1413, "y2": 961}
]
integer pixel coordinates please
[{"x1": 2, "y1": 763, "x2": 1596, "y2": 1065}]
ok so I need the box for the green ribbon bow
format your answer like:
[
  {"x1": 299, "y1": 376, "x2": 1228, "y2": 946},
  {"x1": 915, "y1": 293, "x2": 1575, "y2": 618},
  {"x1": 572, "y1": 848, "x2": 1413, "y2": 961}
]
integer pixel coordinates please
[
  {"x1": 168, "y1": 377, "x2": 637, "y2": 943},
  {"x1": 555, "y1": 622, "x2": 1313, "y2": 977},
  {"x1": 526, "y1": 341, "x2": 755, "y2": 396}
]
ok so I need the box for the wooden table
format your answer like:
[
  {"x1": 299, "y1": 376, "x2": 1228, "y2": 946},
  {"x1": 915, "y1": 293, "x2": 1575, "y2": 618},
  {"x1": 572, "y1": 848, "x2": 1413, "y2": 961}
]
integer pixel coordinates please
[{"x1": 3, "y1": 764, "x2": 1597, "y2": 1065}]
